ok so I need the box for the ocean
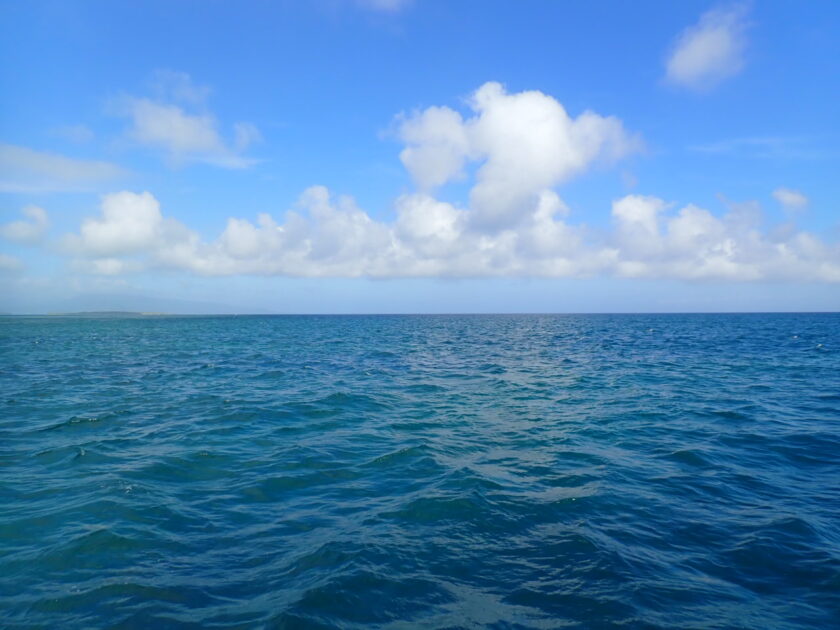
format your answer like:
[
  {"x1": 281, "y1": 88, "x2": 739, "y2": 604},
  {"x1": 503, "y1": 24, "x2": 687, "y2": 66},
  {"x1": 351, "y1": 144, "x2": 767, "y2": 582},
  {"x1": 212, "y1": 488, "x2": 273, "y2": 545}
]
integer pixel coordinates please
[{"x1": 1, "y1": 313, "x2": 838, "y2": 628}]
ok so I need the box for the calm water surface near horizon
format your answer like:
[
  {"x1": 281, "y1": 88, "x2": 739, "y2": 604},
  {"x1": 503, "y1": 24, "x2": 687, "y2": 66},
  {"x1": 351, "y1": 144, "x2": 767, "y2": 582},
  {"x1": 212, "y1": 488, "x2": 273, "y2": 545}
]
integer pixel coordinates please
[{"x1": 1, "y1": 314, "x2": 839, "y2": 628}]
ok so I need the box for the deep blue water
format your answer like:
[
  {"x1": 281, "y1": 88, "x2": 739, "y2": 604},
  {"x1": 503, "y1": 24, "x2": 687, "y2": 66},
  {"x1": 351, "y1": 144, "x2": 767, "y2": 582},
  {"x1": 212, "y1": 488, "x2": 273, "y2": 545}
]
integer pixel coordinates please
[{"x1": 1, "y1": 313, "x2": 839, "y2": 629}]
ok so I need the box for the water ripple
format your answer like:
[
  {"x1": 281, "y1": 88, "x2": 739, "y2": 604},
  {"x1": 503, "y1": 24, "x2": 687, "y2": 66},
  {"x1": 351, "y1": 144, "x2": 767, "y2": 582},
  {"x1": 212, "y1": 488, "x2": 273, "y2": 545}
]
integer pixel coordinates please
[{"x1": 1, "y1": 313, "x2": 839, "y2": 628}]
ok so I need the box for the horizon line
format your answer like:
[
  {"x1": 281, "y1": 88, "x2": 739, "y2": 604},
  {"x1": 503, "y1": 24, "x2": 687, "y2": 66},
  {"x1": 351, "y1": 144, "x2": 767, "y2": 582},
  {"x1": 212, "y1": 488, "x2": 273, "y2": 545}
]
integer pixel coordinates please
[{"x1": 3, "y1": 311, "x2": 839, "y2": 317}]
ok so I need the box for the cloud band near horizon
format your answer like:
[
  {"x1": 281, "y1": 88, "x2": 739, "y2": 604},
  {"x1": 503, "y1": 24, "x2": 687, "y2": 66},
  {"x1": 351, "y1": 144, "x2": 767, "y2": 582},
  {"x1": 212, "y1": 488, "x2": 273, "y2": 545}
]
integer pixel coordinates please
[{"x1": 3, "y1": 82, "x2": 838, "y2": 283}]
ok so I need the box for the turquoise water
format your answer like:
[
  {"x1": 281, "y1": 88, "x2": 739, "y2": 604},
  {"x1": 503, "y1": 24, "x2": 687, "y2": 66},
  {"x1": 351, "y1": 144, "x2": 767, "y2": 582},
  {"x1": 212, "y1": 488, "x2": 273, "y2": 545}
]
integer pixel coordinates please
[{"x1": 1, "y1": 314, "x2": 839, "y2": 629}]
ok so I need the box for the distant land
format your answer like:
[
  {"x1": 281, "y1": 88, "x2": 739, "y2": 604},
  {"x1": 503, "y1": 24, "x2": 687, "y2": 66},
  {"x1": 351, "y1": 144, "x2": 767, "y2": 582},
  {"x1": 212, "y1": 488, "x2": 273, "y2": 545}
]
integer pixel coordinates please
[{"x1": 45, "y1": 311, "x2": 169, "y2": 318}]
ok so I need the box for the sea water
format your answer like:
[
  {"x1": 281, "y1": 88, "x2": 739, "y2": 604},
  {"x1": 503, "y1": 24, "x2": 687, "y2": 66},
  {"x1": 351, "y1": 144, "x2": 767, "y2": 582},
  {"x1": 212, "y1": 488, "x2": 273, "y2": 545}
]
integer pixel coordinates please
[{"x1": 1, "y1": 314, "x2": 838, "y2": 628}]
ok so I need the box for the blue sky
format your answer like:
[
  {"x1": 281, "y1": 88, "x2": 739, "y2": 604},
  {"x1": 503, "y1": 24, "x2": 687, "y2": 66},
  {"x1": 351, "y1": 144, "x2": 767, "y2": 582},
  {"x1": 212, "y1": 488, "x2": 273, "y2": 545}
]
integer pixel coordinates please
[{"x1": 1, "y1": 0, "x2": 838, "y2": 313}]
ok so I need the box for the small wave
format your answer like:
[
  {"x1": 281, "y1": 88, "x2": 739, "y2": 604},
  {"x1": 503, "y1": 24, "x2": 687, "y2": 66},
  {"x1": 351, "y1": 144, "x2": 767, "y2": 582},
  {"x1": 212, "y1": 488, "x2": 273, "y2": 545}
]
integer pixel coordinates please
[
  {"x1": 664, "y1": 448, "x2": 715, "y2": 468},
  {"x1": 3, "y1": 313, "x2": 839, "y2": 628}
]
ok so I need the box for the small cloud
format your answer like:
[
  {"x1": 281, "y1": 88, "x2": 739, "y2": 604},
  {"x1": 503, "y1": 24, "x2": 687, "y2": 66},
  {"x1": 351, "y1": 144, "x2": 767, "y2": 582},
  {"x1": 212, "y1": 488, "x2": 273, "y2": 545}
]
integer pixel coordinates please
[
  {"x1": 63, "y1": 190, "x2": 177, "y2": 258},
  {"x1": 665, "y1": 4, "x2": 749, "y2": 91},
  {"x1": 0, "y1": 143, "x2": 126, "y2": 193},
  {"x1": 0, "y1": 206, "x2": 50, "y2": 244},
  {"x1": 773, "y1": 187, "x2": 809, "y2": 211},
  {"x1": 233, "y1": 122, "x2": 263, "y2": 152},
  {"x1": 148, "y1": 69, "x2": 212, "y2": 106},
  {"x1": 51, "y1": 124, "x2": 95, "y2": 144},
  {"x1": 112, "y1": 72, "x2": 260, "y2": 169}
]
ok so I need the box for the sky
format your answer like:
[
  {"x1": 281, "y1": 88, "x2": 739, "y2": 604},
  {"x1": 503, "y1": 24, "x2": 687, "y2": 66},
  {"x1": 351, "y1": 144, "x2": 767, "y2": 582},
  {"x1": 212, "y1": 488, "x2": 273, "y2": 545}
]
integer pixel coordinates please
[{"x1": 1, "y1": 0, "x2": 839, "y2": 313}]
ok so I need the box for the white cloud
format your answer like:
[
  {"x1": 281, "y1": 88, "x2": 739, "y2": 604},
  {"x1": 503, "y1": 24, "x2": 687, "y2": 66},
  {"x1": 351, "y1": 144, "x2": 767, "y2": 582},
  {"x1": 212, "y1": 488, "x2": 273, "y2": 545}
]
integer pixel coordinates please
[
  {"x1": 611, "y1": 195, "x2": 670, "y2": 259},
  {"x1": 58, "y1": 188, "x2": 840, "y2": 283},
  {"x1": 47, "y1": 83, "x2": 840, "y2": 284},
  {"x1": 233, "y1": 122, "x2": 262, "y2": 153},
  {"x1": 398, "y1": 106, "x2": 470, "y2": 190},
  {"x1": 70, "y1": 191, "x2": 165, "y2": 256},
  {"x1": 398, "y1": 82, "x2": 640, "y2": 230},
  {"x1": 610, "y1": 195, "x2": 840, "y2": 282},
  {"x1": 149, "y1": 69, "x2": 212, "y2": 105},
  {"x1": 0, "y1": 206, "x2": 50, "y2": 244},
  {"x1": 113, "y1": 73, "x2": 260, "y2": 169},
  {"x1": 665, "y1": 4, "x2": 749, "y2": 91},
  {"x1": 0, "y1": 144, "x2": 126, "y2": 193},
  {"x1": 63, "y1": 191, "x2": 195, "y2": 260},
  {"x1": 773, "y1": 188, "x2": 809, "y2": 211}
]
